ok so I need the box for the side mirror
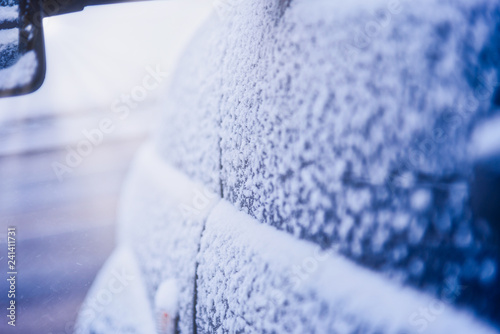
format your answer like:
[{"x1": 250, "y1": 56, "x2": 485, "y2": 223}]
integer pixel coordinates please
[
  {"x1": 0, "y1": 0, "x2": 142, "y2": 98},
  {"x1": 0, "y1": 0, "x2": 46, "y2": 97}
]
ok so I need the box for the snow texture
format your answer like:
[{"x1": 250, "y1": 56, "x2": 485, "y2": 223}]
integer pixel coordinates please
[
  {"x1": 0, "y1": 50, "x2": 36, "y2": 89},
  {"x1": 155, "y1": 14, "x2": 224, "y2": 194},
  {"x1": 155, "y1": 279, "x2": 179, "y2": 334},
  {"x1": 0, "y1": 6, "x2": 19, "y2": 70},
  {"x1": 0, "y1": 5, "x2": 17, "y2": 22},
  {"x1": 155, "y1": 279, "x2": 179, "y2": 316},
  {"x1": 0, "y1": 28, "x2": 18, "y2": 69},
  {"x1": 76, "y1": 144, "x2": 220, "y2": 333},
  {"x1": 0, "y1": 0, "x2": 17, "y2": 6},
  {"x1": 74, "y1": 246, "x2": 156, "y2": 334},
  {"x1": 196, "y1": 199, "x2": 499, "y2": 334},
  {"x1": 116, "y1": 144, "x2": 219, "y2": 333},
  {"x1": 472, "y1": 115, "x2": 500, "y2": 159},
  {"x1": 155, "y1": 0, "x2": 500, "y2": 322},
  {"x1": 80, "y1": 143, "x2": 498, "y2": 333}
]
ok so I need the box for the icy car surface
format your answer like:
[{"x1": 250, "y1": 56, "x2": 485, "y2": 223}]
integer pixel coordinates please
[
  {"x1": 0, "y1": 3, "x2": 38, "y2": 90},
  {"x1": 77, "y1": 0, "x2": 500, "y2": 333}
]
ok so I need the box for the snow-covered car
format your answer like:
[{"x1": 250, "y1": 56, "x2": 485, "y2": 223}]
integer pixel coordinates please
[
  {"x1": 73, "y1": 1, "x2": 500, "y2": 333},
  {"x1": 3, "y1": 0, "x2": 500, "y2": 333}
]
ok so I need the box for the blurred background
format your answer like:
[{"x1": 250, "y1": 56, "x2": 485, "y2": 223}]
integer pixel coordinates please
[{"x1": 0, "y1": 1, "x2": 211, "y2": 332}]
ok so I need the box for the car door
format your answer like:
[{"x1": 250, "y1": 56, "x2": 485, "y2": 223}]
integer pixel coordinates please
[{"x1": 76, "y1": 0, "x2": 500, "y2": 333}]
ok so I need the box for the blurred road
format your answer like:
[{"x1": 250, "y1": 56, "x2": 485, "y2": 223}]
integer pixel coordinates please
[
  {"x1": 0, "y1": 2, "x2": 212, "y2": 332},
  {"x1": 0, "y1": 107, "x2": 151, "y2": 333}
]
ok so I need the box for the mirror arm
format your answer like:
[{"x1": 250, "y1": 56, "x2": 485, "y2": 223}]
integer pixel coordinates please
[{"x1": 42, "y1": 0, "x2": 150, "y2": 17}]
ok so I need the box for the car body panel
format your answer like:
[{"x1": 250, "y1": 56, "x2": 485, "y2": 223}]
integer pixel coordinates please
[{"x1": 78, "y1": 0, "x2": 500, "y2": 331}]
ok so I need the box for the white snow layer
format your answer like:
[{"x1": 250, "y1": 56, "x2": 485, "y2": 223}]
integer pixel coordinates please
[
  {"x1": 77, "y1": 142, "x2": 498, "y2": 333},
  {"x1": 155, "y1": 279, "x2": 179, "y2": 313},
  {"x1": 155, "y1": 279, "x2": 179, "y2": 334},
  {"x1": 0, "y1": 5, "x2": 17, "y2": 22},
  {"x1": 74, "y1": 246, "x2": 156, "y2": 334},
  {"x1": 0, "y1": 27, "x2": 16, "y2": 47},
  {"x1": 0, "y1": 51, "x2": 37, "y2": 89},
  {"x1": 155, "y1": 0, "x2": 500, "y2": 318},
  {"x1": 471, "y1": 115, "x2": 500, "y2": 159},
  {"x1": 110, "y1": 143, "x2": 218, "y2": 333},
  {"x1": 196, "y1": 200, "x2": 498, "y2": 334},
  {"x1": 78, "y1": 0, "x2": 500, "y2": 331},
  {"x1": 155, "y1": 279, "x2": 179, "y2": 312}
]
